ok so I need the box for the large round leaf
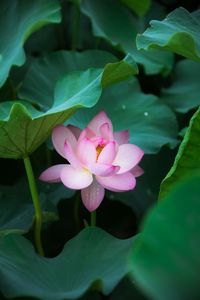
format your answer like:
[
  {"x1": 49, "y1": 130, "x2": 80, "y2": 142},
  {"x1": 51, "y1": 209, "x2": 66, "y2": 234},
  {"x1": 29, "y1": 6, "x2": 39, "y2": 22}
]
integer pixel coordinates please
[
  {"x1": 0, "y1": 54, "x2": 137, "y2": 159},
  {"x1": 68, "y1": 78, "x2": 178, "y2": 154},
  {"x1": 161, "y1": 59, "x2": 200, "y2": 113},
  {"x1": 130, "y1": 174, "x2": 200, "y2": 300},
  {"x1": 137, "y1": 7, "x2": 200, "y2": 62},
  {"x1": 0, "y1": 0, "x2": 61, "y2": 87},
  {"x1": 81, "y1": 0, "x2": 173, "y2": 75},
  {"x1": 19, "y1": 50, "x2": 138, "y2": 110},
  {"x1": 159, "y1": 106, "x2": 200, "y2": 199},
  {"x1": 120, "y1": 0, "x2": 152, "y2": 17},
  {"x1": 0, "y1": 227, "x2": 136, "y2": 300}
]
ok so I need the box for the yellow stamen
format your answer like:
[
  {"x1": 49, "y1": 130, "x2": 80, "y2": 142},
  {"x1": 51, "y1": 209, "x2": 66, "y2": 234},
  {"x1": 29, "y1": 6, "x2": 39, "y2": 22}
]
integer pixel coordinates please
[{"x1": 96, "y1": 145, "x2": 104, "y2": 159}]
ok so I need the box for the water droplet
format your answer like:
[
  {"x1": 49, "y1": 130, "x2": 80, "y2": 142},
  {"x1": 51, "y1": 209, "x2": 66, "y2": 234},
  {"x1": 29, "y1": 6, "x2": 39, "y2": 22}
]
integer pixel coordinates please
[
  {"x1": 144, "y1": 112, "x2": 149, "y2": 116},
  {"x1": 122, "y1": 105, "x2": 126, "y2": 110}
]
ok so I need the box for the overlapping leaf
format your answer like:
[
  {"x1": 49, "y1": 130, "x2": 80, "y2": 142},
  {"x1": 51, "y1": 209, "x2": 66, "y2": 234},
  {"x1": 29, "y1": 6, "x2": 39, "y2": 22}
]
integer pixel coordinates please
[
  {"x1": 161, "y1": 59, "x2": 200, "y2": 113},
  {"x1": 120, "y1": 0, "x2": 152, "y2": 17},
  {"x1": 0, "y1": 227, "x2": 135, "y2": 300},
  {"x1": 130, "y1": 174, "x2": 200, "y2": 300},
  {"x1": 159, "y1": 106, "x2": 200, "y2": 199},
  {"x1": 137, "y1": 7, "x2": 200, "y2": 61},
  {"x1": 19, "y1": 50, "x2": 138, "y2": 110},
  {"x1": 81, "y1": 0, "x2": 173, "y2": 75},
  {"x1": 0, "y1": 0, "x2": 61, "y2": 87},
  {"x1": 68, "y1": 78, "x2": 178, "y2": 154},
  {"x1": 0, "y1": 53, "x2": 137, "y2": 159}
]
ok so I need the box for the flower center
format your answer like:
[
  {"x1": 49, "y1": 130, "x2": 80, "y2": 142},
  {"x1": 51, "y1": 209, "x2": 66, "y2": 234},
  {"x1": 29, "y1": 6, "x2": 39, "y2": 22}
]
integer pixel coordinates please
[{"x1": 96, "y1": 144, "x2": 105, "y2": 159}]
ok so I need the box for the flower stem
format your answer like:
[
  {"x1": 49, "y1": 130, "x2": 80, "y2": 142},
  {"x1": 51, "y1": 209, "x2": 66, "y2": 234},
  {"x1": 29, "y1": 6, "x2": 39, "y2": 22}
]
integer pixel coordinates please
[
  {"x1": 91, "y1": 210, "x2": 96, "y2": 227},
  {"x1": 71, "y1": 3, "x2": 80, "y2": 50},
  {"x1": 23, "y1": 156, "x2": 44, "y2": 256}
]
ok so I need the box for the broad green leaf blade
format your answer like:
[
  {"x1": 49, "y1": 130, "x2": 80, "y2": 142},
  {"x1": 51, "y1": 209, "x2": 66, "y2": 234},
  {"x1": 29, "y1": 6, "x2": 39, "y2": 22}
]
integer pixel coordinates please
[
  {"x1": 0, "y1": 227, "x2": 135, "y2": 300},
  {"x1": 120, "y1": 0, "x2": 152, "y2": 17},
  {"x1": 19, "y1": 50, "x2": 138, "y2": 110},
  {"x1": 81, "y1": 0, "x2": 174, "y2": 75},
  {"x1": 159, "y1": 106, "x2": 200, "y2": 199},
  {"x1": 130, "y1": 174, "x2": 200, "y2": 300},
  {"x1": 0, "y1": 57, "x2": 137, "y2": 159},
  {"x1": 161, "y1": 59, "x2": 200, "y2": 113},
  {"x1": 68, "y1": 78, "x2": 178, "y2": 154},
  {"x1": 137, "y1": 7, "x2": 200, "y2": 61},
  {"x1": 0, "y1": 0, "x2": 61, "y2": 87}
]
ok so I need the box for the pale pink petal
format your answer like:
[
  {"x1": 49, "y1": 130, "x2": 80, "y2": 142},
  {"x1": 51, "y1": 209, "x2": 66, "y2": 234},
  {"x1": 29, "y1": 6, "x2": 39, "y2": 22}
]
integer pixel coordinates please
[
  {"x1": 52, "y1": 125, "x2": 77, "y2": 158},
  {"x1": 96, "y1": 172, "x2": 136, "y2": 192},
  {"x1": 131, "y1": 165, "x2": 144, "y2": 177},
  {"x1": 89, "y1": 163, "x2": 120, "y2": 176},
  {"x1": 100, "y1": 123, "x2": 113, "y2": 141},
  {"x1": 60, "y1": 166, "x2": 93, "y2": 189},
  {"x1": 87, "y1": 111, "x2": 113, "y2": 135},
  {"x1": 113, "y1": 144, "x2": 144, "y2": 174},
  {"x1": 77, "y1": 138, "x2": 96, "y2": 165},
  {"x1": 81, "y1": 179, "x2": 105, "y2": 212},
  {"x1": 39, "y1": 164, "x2": 66, "y2": 183},
  {"x1": 78, "y1": 127, "x2": 95, "y2": 142},
  {"x1": 91, "y1": 136, "x2": 105, "y2": 147},
  {"x1": 64, "y1": 141, "x2": 81, "y2": 168},
  {"x1": 98, "y1": 141, "x2": 117, "y2": 164},
  {"x1": 67, "y1": 125, "x2": 81, "y2": 140},
  {"x1": 113, "y1": 130, "x2": 129, "y2": 145}
]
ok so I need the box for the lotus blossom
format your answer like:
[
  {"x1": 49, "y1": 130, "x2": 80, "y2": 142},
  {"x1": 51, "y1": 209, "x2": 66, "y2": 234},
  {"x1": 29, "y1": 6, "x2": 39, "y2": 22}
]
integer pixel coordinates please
[{"x1": 39, "y1": 111, "x2": 144, "y2": 212}]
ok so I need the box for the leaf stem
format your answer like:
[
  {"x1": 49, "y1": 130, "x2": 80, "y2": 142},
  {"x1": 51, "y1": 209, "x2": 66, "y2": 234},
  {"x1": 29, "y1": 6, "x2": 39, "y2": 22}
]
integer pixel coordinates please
[
  {"x1": 91, "y1": 210, "x2": 96, "y2": 227},
  {"x1": 23, "y1": 156, "x2": 44, "y2": 256}
]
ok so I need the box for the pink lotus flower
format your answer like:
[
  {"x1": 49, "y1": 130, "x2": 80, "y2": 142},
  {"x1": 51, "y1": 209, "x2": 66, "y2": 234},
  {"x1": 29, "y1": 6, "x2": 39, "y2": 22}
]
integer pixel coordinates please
[{"x1": 39, "y1": 112, "x2": 144, "y2": 212}]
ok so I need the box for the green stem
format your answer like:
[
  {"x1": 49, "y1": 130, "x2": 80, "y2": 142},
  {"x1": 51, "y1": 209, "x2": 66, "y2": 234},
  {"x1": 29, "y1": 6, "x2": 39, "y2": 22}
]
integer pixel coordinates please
[
  {"x1": 74, "y1": 192, "x2": 81, "y2": 231},
  {"x1": 71, "y1": 3, "x2": 80, "y2": 50},
  {"x1": 91, "y1": 210, "x2": 96, "y2": 227},
  {"x1": 23, "y1": 156, "x2": 44, "y2": 256}
]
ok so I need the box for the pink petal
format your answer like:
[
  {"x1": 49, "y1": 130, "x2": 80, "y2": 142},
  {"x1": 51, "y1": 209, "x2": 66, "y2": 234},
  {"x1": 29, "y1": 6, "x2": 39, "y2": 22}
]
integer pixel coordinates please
[
  {"x1": 113, "y1": 130, "x2": 129, "y2": 145},
  {"x1": 39, "y1": 164, "x2": 66, "y2": 183},
  {"x1": 64, "y1": 141, "x2": 81, "y2": 168},
  {"x1": 52, "y1": 125, "x2": 77, "y2": 158},
  {"x1": 113, "y1": 144, "x2": 144, "y2": 174},
  {"x1": 78, "y1": 127, "x2": 95, "y2": 141},
  {"x1": 60, "y1": 166, "x2": 93, "y2": 189},
  {"x1": 87, "y1": 111, "x2": 113, "y2": 135},
  {"x1": 77, "y1": 137, "x2": 96, "y2": 165},
  {"x1": 89, "y1": 163, "x2": 119, "y2": 176},
  {"x1": 96, "y1": 172, "x2": 136, "y2": 192},
  {"x1": 81, "y1": 179, "x2": 105, "y2": 212},
  {"x1": 67, "y1": 125, "x2": 82, "y2": 139},
  {"x1": 98, "y1": 141, "x2": 117, "y2": 164},
  {"x1": 100, "y1": 122, "x2": 113, "y2": 141},
  {"x1": 131, "y1": 165, "x2": 144, "y2": 177}
]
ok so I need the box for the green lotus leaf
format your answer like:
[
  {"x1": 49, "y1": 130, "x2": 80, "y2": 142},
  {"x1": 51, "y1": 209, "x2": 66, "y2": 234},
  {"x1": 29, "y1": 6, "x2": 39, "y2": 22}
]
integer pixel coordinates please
[
  {"x1": 0, "y1": 54, "x2": 137, "y2": 159},
  {"x1": 81, "y1": 0, "x2": 173, "y2": 75},
  {"x1": 161, "y1": 59, "x2": 200, "y2": 113},
  {"x1": 130, "y1": 173, "x2": 200, "y2": 300},
  {"x1": 137, "y1": 7, "x2": 200, "y2": 61},
  {"x1": 159, "y1": 106, "x2": 200, "y2": 199},
  {"x1": 67, "y1": 78, "x2": 178, "y2": 154},
  {"x1": 0, "y1": 0, "x2": 61, "y2": 87},
  {"x1": 0, "y1": 227, "x2": 136, "y2": 300},
  {"x1": 19, "y1": 50, "x2": 138, "y2": 110},
  {"x1": 120, "y1": 0, "x2": 152, "y2": 17}
]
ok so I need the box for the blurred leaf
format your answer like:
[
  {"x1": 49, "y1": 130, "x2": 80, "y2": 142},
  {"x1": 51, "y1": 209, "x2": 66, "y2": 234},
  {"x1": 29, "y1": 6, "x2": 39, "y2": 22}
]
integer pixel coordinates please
[
  {"x1": 81, "y1": 0, "x2": 174, "y2": 75},
  {"x1": 130, "y1": 173, "x2": 200, "y2": 300},
  {"x1": 0, "y1": 178, "x2": 61, "y2": 236},
  {"x1": 137, "y1": 7, "x2": 200, "y2": 61},
  {"x1": 0, "y1": 227, "x2": 136, "y2": 300},
  {"x1": 0, "y1": 54, "x2": 137, "y2": 159},
  {"x1": 68, "y1": 78, "x2": 178, "y2": 154},
  {"x1": 19, "y1": 50, "x2": 138, "y2": 110},
  {"x1": 159, "y1": 106, "x2": 200, "y2": 199},
  {"x1": 120, "y1": 0, "x2": 152, "y2": 17},
  {"x1": 0, "y1": 0, "x2": 61, "y2": 87},
  {"x1": 161, "y1": 59, "x2": 200, "y2": 113}
]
